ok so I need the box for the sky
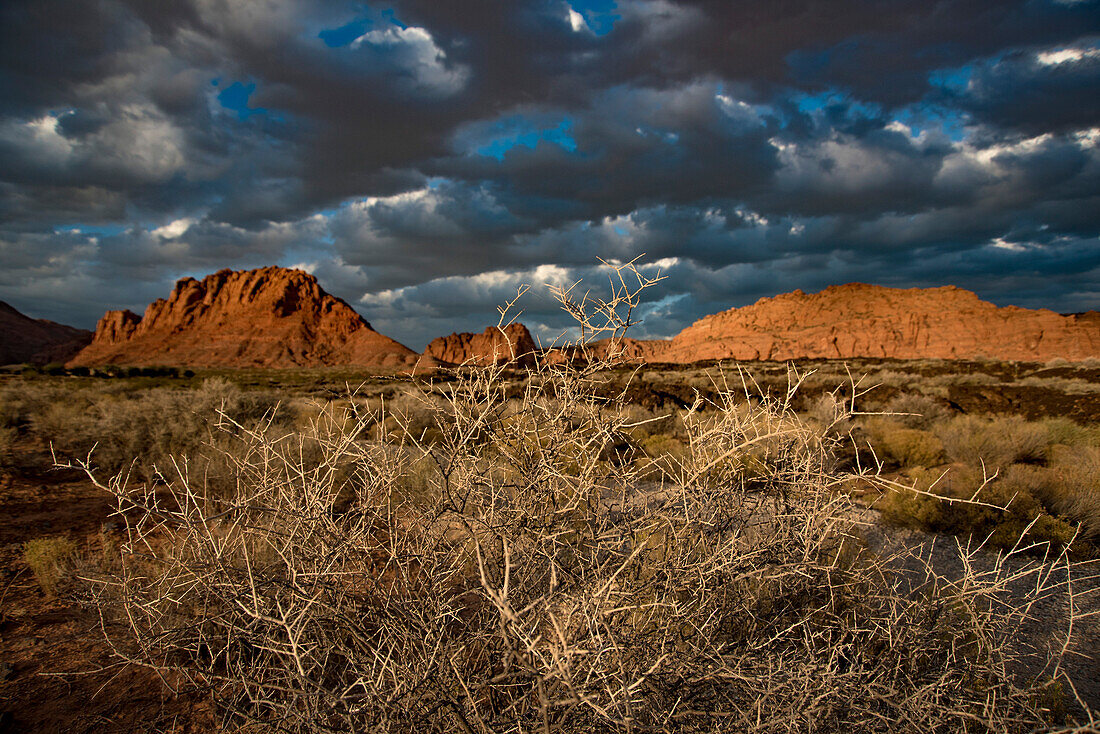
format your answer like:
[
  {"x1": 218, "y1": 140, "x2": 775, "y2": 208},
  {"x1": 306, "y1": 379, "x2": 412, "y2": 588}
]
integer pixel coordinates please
[{"x1": 1, "y1": 0, "x2": 1099, "y2": 350}]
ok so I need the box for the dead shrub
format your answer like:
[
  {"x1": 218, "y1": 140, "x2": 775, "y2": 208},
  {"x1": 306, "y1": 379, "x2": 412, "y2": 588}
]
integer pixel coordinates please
[{"x1": 69, "y1": 262, "x2": 1094, "y2": 733}]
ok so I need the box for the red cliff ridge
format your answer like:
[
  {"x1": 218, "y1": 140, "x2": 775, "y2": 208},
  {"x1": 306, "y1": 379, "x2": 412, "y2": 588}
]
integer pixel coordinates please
[
  {"x1": 425, "y1": 323, "x2": 538, "y2": 366},
  {"x1": 67, "y1": 267, "x2": 419, "y2": 369},
  {"x1": 631, "y1": 283, "x2": 1100, "y2": 363}
]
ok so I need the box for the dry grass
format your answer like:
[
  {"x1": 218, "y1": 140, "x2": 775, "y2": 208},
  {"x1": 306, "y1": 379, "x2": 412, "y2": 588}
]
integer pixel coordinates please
[
  {"x1": 1, "y1": 376, "x2": 284, "y2": 482},
  {"x1": 862, "y1": 418, "x2": 945, "y2": 469},
  {"x1": 62, "y1": 262, "x2": 1096, "y2": 733},
  {"x1": 936, "y1": 415, "x2": 1050, "y2": 471},
  {"x1": 23, "y1": 536, "x2": 78, "y2": 597}
]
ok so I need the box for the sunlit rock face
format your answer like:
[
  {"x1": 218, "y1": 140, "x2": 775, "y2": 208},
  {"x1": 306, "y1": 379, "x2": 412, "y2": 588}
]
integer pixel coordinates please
[
  {"x1": 68, "y1": 266, "x2": 418, "y2": 369},
  {"x1": 425, "y1": 323, "x2": 538, "y2": 366},
  {"x1": 651, "y1": 284, "x2": 1100, "y2": 363}
]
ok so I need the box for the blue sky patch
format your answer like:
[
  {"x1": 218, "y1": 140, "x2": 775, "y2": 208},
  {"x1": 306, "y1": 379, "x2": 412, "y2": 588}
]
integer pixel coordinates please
[
  {"x1": 794, "y1": 90, "x2": 882, "y2": 121},
  {"x1": 320, "y1": 17, "x2": 371, "y2": 47},
  {"x1": 896, "y1": 104, "x2": 970, "y2": 141},
  {"x1": 929, "y1": 64, "x2": 974, "y2": 94},
  {"x1": 570, "y1": 0, "x2": 619, "y2": 36},
  {"x1": 476, "y1": 117, "x2": 579, "y2": 160},
  {"x1": 217, "y1": 82, "x2": 267, "y2": 120},
  {"x1": 54, "y1": 223, "x2": 128, "y2": 237}
]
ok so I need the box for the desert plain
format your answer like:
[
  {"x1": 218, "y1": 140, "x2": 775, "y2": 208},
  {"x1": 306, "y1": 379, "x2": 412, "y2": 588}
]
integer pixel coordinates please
[{"x1": 0, "y1": 265, "x2": 1098, "y2": 733}]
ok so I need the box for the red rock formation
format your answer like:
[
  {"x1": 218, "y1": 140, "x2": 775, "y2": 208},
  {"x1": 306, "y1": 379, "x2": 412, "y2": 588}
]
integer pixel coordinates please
[
  {"x1": 0, "y1": 301, "x2": 93, "y2": 365},
  {"x1": 68, "y1": 267, "x2": 419, "y2": 369},
  {"x1": 633, "y1": 284, "x2": 1100, "y2": 363},
  {"x1": 425, "y1": 323, "x2": 538, "y2": 366}
]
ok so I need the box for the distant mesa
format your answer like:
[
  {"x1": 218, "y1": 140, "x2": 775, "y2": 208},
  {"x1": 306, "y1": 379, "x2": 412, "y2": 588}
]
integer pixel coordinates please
[
  {"x1": 635, "y1": 283, "x2": 1100, "y2": 363},
  {"x1": 0, "y1": 301, "x2": 92, "y2": 366},
  {"x1": 67, "y1": 267, "x2": 419, "y2": 369},
  {"x1": 425, "y1": 323, "x2": 538, "y2": 366},
  {"x1": 49, "y1": 275, "x2": 1100, "y2": 371}
]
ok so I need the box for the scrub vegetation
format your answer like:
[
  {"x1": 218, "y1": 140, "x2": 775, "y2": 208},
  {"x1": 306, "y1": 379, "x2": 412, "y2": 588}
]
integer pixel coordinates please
[{"x1": 9, "y1": 263, "x2": 1084, "y2": 733}]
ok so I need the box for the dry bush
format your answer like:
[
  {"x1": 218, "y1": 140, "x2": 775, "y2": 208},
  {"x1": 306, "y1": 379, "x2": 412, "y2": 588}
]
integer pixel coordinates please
[
  {"x1": 70, "y1": 263, "x2": 1095, "y2": 733},
  {"x1": 1005, "y1": 447, "x2": 1100, "y2": 544},
  {"x1": 1015, "y1": 376, "x2": 1100, "y2": 394},
  {"x1": 861, "y1": 418, "x2": 945, "y2": 469},
  {"x1": 806, "y1": 390, "x2": 854, "y2": 436},
  {"x1": 936, "y1": 414, "x2": 1050, "y2": 471},
  {"x1": 0, "y1": 424, "x2": 15, "y2": 470},
  {"x1": 883, "y1": 392, "x2": 950, "y2": 429},
  {"x1": 863, "y1": 368, "x2": 916, "y2": 388},
  {"x1": 17, "y1": 377, "x2": 284, "y2": 482}
]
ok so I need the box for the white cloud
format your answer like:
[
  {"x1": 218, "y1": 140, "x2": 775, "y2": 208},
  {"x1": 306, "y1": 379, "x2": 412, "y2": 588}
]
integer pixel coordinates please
[
  {"x1": 990, "y1": 237, "x2": 1027, "y2": 252},
  {"x1": 1074, "y1": 127, "x2": 1100, "y2": 148},
  {"x1": 352, "y1": 26, "x2": 470, "y2": 96},
  {"x1": 1036, "y1": 46, "x2": 1100, "y2": 66},
  {"x1": 716, "y1": 94, "x2": 762, "y2": 125},
  {"x1": 0, "y1": 113, "x2": 75, "y2": 167},
  {"x1": 152, "y1": 218, "x2": 195, "y2": 239},
  {"x1": 568, "y1": 7, "x2": 587, "y2": 32}
]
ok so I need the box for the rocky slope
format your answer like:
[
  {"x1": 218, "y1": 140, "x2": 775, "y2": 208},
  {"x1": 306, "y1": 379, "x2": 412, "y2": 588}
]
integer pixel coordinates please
[
  {"x1": 67, "y1": 267, "x2": 418, "y2": 369},
  {"x1": 425, "y1": 323, "x2": 538, "y2": 366},
  {"x1": 0, "y1": 301, "x2": 92, "y2": 365},
  {"x1": 644, "y1": 283, "x2": 1100, "y2": 363}
]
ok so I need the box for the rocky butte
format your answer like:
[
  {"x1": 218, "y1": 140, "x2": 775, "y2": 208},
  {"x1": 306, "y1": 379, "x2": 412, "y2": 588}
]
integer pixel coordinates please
[
  {"x1": 424, "y1": 324, "x2": 539, "y2": 366},
  {"x1": 0, "y1": 301, "x2": 92, "y2": 365},
  {"x1": 67, "y1": 267, "x2": 419, "y2": 369},
  {"x1": 632, "y1": 283, "x2": 1100, "y2": 363}
]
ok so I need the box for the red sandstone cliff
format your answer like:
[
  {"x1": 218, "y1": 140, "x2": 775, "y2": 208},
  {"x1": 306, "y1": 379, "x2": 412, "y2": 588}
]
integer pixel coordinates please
[
  {"x1": 639, "y1": 284, "x2": 1100, "y2": 363},
  {"x1": 425, "y1": 323, "x2": 538, "y2": 366},
  {"x1": 0, "y1": 301, "x2": 92, "y2": 365},
  {"x1": 67, "y1": 267, "x2": 418, "y2": 369}
]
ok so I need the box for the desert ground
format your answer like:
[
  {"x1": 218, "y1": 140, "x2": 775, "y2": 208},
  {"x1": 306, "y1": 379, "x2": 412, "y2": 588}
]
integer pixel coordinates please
[{"x1": 1, "y1": 356, "x2": 1099, "y2": 733}]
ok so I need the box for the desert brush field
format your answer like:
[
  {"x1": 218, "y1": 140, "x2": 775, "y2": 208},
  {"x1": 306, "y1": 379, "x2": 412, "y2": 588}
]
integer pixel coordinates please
[{"x1": 1, "y1": 271, "x2": 1099, "y2": 733}]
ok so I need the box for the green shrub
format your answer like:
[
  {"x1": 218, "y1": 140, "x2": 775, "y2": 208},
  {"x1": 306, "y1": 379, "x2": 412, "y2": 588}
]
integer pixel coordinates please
[
  {"x1": 23, "y1": 536, "x2": 78, "y2": 597},
  {"x1": 1006, "y1": 446, "x2": 1100, "y2": 544},
  {"x1": 879, "y1": 466, "x2": 1078, "y2": 551},
  {"x1": 637, "y1": 432, "x2": 687, "y2": 460},
  {"x1": 863, "y1": 418, "x2": 945, "y2": 468},
  {"x1": 1040, "y1": 417, "x2": 1100, "y2": 449}
]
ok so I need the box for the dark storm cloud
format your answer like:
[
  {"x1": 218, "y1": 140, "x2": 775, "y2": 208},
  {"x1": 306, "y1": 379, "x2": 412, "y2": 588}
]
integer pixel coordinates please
[
  {"x1": 956, "y1": 43, "x2": 1100, "y2": 136},
  {"x1": 0, "y1": 0, "x2": 1098, "y2": 344}
]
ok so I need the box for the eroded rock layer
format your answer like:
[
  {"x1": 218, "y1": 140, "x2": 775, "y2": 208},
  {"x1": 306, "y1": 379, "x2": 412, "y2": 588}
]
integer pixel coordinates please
[
  {"x1": 68, "y1": 267, "x2": 418, "y2": 369},
  {"x1": 648, "y1": 284, "x2": 1100, "y2": 363},
  {"x1": 425, "y1": 323, "x2": 538, "y2": 366}
]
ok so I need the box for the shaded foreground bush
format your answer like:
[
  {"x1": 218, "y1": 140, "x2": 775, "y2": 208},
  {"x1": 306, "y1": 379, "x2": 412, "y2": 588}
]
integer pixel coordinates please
[{"x1": 72, "y1": 264, "x2": 1093, "y2": 733}]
